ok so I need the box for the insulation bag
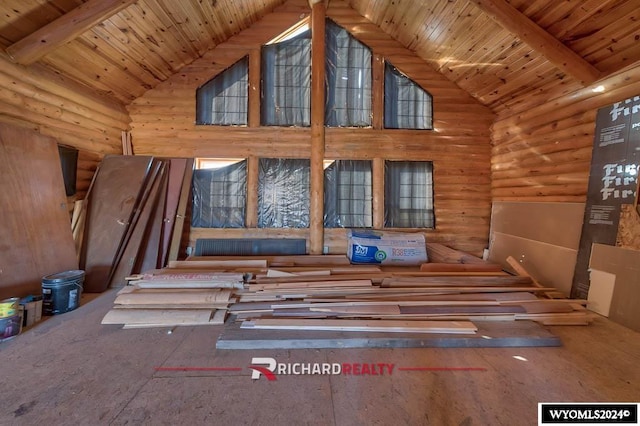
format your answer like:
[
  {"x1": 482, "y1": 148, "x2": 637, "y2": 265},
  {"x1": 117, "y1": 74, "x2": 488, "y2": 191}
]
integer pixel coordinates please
[{"x1": 347, "y1": 230, "x2": 427, "y2": 265}]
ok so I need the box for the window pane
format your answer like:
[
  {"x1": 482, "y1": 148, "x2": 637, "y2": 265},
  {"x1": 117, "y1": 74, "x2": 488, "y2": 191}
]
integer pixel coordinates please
[
  {"x1": 258, "y1": 158, "x2": 310, "y2": 228},
  {"x1": 324, "y1": 160, "x2": 372, "y2": 228},
  {"x1": 261, "y1": 32, "x2": 311, "y2": 126},
  {"x1": 325, "y1": 19, "x2": 372, "y2": 127},
  {"x1": 191, "y1": 160, "x2": 247, "y2": 228},
  {"x1": 384, "y1": 61, "x2": 433, "y2": 129},
  {"x1": 196, "y1": 57, "x2": 248, "y2": 125},
  {"x1": 384, "y1": 161, "x2": 434, "y2": 228}
]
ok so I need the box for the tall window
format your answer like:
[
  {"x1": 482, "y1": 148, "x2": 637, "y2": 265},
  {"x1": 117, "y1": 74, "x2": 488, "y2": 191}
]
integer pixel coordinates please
[
  {"x1": 325, "y1": 19, "x2": 372, "y2": 127},
  {"x1": 196, "y1": 57, "x2": 248, "y2": 125},
  {"x1": 258, "y1": 158, "x2": 310, "y2": 228},
  {"x1": 384, "y1": 61, "x2": 433, "y2": 129},
  {"x1": 385, "y1": 161, "x2": 434, "y2": 228},
  {"x1": 324, "y1": 160, "x2": 372, "y2": 228},
  {"x1": 261, "y1": 31, "x2": 311, "y2": 126},
  {"x1": 191, "y1": 159, "x2": 246, "y2": 228}
]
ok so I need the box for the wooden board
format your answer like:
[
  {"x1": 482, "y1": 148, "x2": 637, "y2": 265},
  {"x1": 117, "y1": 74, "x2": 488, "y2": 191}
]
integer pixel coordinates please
[
  {"x1": 380, "y1": 275, "x2": 533, "y2": 287},
  {"x1": 114, "y1": 289, "x2": 231, "y2": 306},
  {"x1": 217, "y1": 320, "x2": 562, "y2": 349},
  {"x1": 420, "y1": 263, "x2": 503, "y2": 272},
  {"x1": 168, "y1": 259, "x2": 267, "y2": 269},
  {"x1": 0, "y1": 123, "x2": 78, "y2": 299},
  {"x1": 242, "y1": 318, "x2": 477, "y2": 334},
  {"x1": 160, "y1": 158, "x2": 188, "y2": 266},
  {"x1": 81, "y1": 155, "x2": 153, "y2": 292},
  {"x1": 101, "y1": 308, "x2": 219, "y2": 325},
  {"x1": 109, "y1": 160, "x2": 166, "y2": 287},
  {"x1": 167, "y1": 158, "x2": 194, "y2": 262},
  {"x1": 135, "y1": 163, "x2": 169, "y2": 274}
]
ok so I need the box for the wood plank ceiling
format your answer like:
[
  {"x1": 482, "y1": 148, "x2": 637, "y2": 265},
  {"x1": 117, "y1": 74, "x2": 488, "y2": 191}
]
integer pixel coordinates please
[{"x1": 0, "y1": 0, "x2": 639, "y2": 115}]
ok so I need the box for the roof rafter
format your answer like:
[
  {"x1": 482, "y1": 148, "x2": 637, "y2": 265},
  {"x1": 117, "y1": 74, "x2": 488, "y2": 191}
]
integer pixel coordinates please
[
  {"x1": 469, "y1": 0, "x2": 601, "y2": 86},
  {"x1": 6, "y1": 0, "x2": 138, "y2": 65}
]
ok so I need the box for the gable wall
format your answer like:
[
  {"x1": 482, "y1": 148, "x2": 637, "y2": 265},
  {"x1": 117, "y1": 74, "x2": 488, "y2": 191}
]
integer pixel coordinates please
[{"x1": 128, "y1": 0, "x2": 495, "y2": 256}]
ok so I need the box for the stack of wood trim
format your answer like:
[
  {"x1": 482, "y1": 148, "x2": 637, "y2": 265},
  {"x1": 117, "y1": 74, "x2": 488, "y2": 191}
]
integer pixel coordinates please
[{"x1": 102, "y1": 246, "x2": 595, "y2": 330}]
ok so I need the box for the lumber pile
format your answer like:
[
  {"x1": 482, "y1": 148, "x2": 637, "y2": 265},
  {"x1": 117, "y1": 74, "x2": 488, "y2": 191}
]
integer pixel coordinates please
[
  {"x1": 102, "y1": 246, "x2": 596, "y2": 330},
  {"x1": 101, "y1": 272, "x2": 240, "y2": 328}
]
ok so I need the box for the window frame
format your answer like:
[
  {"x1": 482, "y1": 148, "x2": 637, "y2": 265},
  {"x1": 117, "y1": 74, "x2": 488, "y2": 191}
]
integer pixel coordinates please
[{"x1": 384, "y1": 160, "x2": 435, "y2": 229}]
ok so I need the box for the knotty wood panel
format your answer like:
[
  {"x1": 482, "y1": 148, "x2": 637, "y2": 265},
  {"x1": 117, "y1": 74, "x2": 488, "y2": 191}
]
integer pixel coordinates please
[
  {"x1": 129, "y1": 0, "x2": 494, "y2": 257},
  {"x1": 0, "y1": 123, "x2": 78, "y2": 299}
]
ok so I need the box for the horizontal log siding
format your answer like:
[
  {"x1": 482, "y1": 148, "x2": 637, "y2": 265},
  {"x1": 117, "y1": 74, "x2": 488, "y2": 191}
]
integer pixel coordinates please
[{"x1": 491, "y1": 62, "x2": 640, "y2": 202}]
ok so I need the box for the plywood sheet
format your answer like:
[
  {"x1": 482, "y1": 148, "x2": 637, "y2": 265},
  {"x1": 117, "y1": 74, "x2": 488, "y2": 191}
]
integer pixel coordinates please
[
  {"x1": 491, "y1": 202, "x2": 585, "y2": 249},
  {"x1": 589, "y1": 243, "x2": 640, "y2": 331},
  {"x1": 81, "y1": 155, "x2": 153, "y2": 292},
  {"x1": 110, "y1": 161, "x2": 166, "y2": 287},
  {"x1": 489, "y1": 232, "x2": 577, "y2": 296},
  {"x1": 616, "y1": 204, "x2": 640, "y2": 250},
  {"x1": 0, "y1": 123, "x2": 77, "y2": 299}
]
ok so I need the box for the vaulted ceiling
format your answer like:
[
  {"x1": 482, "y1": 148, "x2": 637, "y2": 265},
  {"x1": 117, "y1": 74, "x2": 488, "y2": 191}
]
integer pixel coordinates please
[{"x1": 1, "y1": 0, "x2": 639, "y2": 116}]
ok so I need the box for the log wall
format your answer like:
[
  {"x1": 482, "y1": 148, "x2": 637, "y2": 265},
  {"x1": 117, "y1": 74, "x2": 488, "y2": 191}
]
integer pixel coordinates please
[
  {"x1": 0, "y1": 53, "x2": 129, "y2": 202},
  {"x1": 129, "y1": 0, "x2": 495, "y2": 257},
  {"x1": 491, "y1": 63, "x2": 640, "y2": 202}
]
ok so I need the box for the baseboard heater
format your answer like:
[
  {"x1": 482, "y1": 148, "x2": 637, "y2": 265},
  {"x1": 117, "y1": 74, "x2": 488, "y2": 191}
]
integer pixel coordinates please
[{"x1": 194, "y1": 238, "x2": 307, "y2": 256}]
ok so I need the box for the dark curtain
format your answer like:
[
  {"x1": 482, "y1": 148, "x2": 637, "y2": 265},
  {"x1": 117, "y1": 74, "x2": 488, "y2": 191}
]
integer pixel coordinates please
[
  {"x1": 258, "y1": 158, "x2": 310, "y2": 228},
  {"x1": 325, "y1": 19, "x2": 372, "y2": 127},
  {"x1": 324, "y1": 160, "x2": 372, "y2": 228},
  {"x1": 384, "y1": 61, "x2": 433, "y2": 129},
  {"x1": 191, "y1": 161, "x2": 247, "y2": 228},
  {"x1": 384, "y1": 161, "x2": 434, "y2": 228},
  {"x1": 196, "y1": 56, "x2": 249, "y2": 125},
  {"x1": 261, "y1": 32, "x2": 311, "y2": 126}
]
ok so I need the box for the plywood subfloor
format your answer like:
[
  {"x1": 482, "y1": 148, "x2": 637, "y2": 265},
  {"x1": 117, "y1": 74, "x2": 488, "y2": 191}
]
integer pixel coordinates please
[{"x1": 0, "y1": 290, "x2": 638, "y2": 425}]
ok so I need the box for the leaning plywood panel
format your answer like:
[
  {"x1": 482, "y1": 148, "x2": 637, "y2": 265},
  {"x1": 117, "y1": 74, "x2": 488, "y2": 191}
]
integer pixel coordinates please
[
  {"x1": 81, "y1": 155, "x2": 153, "y2": 292},
  {"x1": 0, "y1": 123, "x2": 78, "y2": 299}
]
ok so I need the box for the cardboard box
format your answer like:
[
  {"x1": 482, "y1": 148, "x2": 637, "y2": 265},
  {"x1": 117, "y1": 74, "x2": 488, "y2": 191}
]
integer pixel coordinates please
[
  {"x1": 347, "y1": 230, "x2": 428, "y2": 265},
  {"x1": 20, "y1": 299, "x2": 43, "y2": 328}
]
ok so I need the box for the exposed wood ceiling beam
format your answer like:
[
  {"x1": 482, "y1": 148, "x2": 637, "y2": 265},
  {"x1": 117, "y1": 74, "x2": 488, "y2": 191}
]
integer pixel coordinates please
[
  {"x1": 469, "y1": 0, "x2": 601, "y2": 86},
  {"x1": 6, "y1": 0, "x2": 138, "y2": 65}
]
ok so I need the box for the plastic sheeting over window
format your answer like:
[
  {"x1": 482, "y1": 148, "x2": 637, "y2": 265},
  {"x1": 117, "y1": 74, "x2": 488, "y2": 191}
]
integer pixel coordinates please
[
  {"x1": 325, "y1": 19, "x2": 372, "y2": 127},
  {"x1": 385, "y1": 161, "x2": 434, "y2": 228},
  {"x1": 261, "y1": 31, "x2": 311, "y2": 126},
  {"x1": 191, "y1": 160, "x2": 247, "y2": 228},
  {"x1": 196, "y1": 56, "x2": 248, "y2": 125},
  {"x1": 384, "y1": 61, "x2": 433, "y2": 130},
  {"x1": 324, "y1": 160, "x2": 372, "y2": 228},
  {"x1": 258, "y1": 158, "x2": 310, "y2": 228}
]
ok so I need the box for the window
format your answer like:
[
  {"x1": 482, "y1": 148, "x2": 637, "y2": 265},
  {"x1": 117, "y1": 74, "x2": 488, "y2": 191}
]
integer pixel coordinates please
[
  {"x1": 191, "y1": 159, "x2": 246, "y2": 228},
  {"x1": 258, "y1": 158, "x2": 310, "y2": 228},
  {"x1": 385, "y1": 161, "x2": 434, "y2": 228},
  {"x1": 384, "y1": 61, "x2": 433, "y2": 129},
  {"x1": 196, "y1": 57, "x2": 248, "y2": 125},
  {"x1": 324, "y1": 160, "x2": 372, "y2": 228},
  {"x1": 325, "y1": 19, "x2": 372, "y2": 127},
  {"x1": 261, "y1": 31, "x2": 311, "y2": 126}
]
